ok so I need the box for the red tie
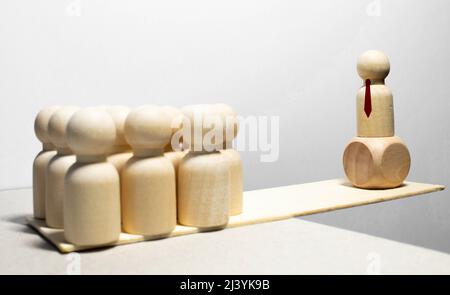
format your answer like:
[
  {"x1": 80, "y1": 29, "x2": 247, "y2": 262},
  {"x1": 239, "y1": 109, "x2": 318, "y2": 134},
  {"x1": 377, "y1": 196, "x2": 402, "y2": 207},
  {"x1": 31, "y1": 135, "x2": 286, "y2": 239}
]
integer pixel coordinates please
[{"x1": 364, "y1": 79, "x2": 372, "y2": 117}]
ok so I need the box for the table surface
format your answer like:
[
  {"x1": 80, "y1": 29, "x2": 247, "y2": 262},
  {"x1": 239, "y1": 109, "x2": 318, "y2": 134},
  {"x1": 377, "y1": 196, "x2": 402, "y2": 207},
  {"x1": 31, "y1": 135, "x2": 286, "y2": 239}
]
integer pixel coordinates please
[
  {"x1": 27, "y1": 179, "x2": 445, "y2": 253},
  {"x1": 1, "y1": 188, "x2": 450, "y2": 275}
]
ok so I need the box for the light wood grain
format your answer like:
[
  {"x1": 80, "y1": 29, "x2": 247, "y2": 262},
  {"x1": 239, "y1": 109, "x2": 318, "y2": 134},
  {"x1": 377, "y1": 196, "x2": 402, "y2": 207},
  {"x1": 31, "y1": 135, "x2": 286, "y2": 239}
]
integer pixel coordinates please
[
  {"x1": 33, "y1": 106, "x2": 60, "y2": 219},
  {"x1": 177, "y1": 104, "x2": 241, "y2": 228},
  {"x1": 222, "y1": 149, "x2": 243, "y2": 215},
  {"x1": 64, "y1": 108, "x2": 121, "y2": 246},
  {"x1": 27, "y1": 178, "x2": 444, "y2": 253},
  {"x1": 33, "y1": 149, "x2": 56, "y2": 219},
  {"x1": 343, "y1": 136, "x2": 411, "y2": 188},
  {"x1": 45, "y1": 106, "x2": 80, "y2": 228},
  {"x1": 121, "y1": 106, "x2": 177, "y2": 236},
  {"x1": 356, "y1": 84, "x2": 394, "y2": 137},
  {"x1": 178, "y1": 151, "x2": 230, "y2": 228},
  {"x1": 215, "y1": 104, "x2": 243, "y2": 216}
]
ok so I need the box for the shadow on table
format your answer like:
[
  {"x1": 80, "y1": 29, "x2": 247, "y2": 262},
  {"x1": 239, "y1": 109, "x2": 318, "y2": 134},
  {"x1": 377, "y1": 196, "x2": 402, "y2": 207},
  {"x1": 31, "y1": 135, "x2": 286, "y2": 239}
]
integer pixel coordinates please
[
  {"x1": 2, "y1": 213, "x2": 57, "y2": 252},
  {"x1": 3, "y1": 214, "x2": 28, "y2": 225},
  {"x1": 299, "y1": 188, "x2": 450, "y2": 255},
  {"x1": 338, "y1": 180, "x2": 407, "y2": 189},
  {"x1": 3, "y1": 213, "x2": 123, "y2": 254}
]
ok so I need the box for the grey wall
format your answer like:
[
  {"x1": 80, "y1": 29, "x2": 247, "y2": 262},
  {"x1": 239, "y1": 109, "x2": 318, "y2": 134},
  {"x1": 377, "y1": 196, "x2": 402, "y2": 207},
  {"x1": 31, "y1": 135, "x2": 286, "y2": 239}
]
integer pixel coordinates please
[{"x1": 1, "y1": 1, "x2": 449, "y2": 252}]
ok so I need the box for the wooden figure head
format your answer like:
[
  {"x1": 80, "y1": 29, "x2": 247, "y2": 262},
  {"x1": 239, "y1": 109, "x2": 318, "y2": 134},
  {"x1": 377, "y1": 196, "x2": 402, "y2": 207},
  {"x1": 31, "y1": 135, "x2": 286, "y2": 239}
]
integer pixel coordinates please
[
  {"x1": 124, "y1": 105, "x2": 173, "y2": 156},
  {"x1": 66, "y1": 108, "x2": 117, "y2": 159},
  {"x1": 34, "y1": 106, "x2": 61, "y2": 149},
  {"x1": 48, "y1": 106, "x2": 80, "y2": 152},
  {"x1": 357, "y1": 50, "x2": 390, "y2": 82}
]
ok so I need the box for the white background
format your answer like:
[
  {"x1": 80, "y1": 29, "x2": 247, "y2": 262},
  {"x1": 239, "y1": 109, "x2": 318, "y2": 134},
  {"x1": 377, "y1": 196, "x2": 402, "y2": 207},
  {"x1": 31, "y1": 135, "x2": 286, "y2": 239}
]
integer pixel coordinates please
[{"x1": 1, "y1": 0, "x2": 449, "y2": 253}]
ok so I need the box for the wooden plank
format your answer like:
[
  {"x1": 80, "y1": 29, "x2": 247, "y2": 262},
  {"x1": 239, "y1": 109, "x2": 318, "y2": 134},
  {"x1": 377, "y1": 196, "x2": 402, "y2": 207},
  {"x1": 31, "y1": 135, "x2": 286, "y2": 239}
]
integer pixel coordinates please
[{"x1": 27, "y1": 179, "x2": 445, "y2": 253}]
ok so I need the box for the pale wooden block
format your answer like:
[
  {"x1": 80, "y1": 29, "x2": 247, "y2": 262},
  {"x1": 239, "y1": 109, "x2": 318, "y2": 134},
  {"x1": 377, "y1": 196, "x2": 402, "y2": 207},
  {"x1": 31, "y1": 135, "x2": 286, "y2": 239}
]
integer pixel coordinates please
[{"x1": 27, "y1": 178, "x2": 444, "y2": 253}]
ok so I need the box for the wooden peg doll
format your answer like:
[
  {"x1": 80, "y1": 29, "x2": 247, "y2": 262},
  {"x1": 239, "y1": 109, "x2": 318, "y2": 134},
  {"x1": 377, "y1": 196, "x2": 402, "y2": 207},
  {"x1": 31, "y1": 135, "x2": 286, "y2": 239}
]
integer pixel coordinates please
[
  {"x1": 177, "y1": 104, "x2": 231, "y2": 229},
  {"x1": 343, "y1": 50, "x2": 411, "y2": 189},
  {"x1": 45, "y1": 106, "x2": 79, "y2": 228},
  {"x1": 33, "y1": 106, "x2": 60, "y2": 219},
  {"x1": 64, "y1": 108, "x2": 121, "y2": 246},
  {"x1": 355, "y1": 50, "x2": 394, "y2": 137},
  {"x1": 121, "y1": 105, "x2": 177, "y2": 237}
]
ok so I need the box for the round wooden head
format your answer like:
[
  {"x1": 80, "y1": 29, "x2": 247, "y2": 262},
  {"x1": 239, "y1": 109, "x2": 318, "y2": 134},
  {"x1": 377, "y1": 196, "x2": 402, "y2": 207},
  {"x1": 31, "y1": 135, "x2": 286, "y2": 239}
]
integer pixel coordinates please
[
  {"x1": 34, "y1": 106, "x2": 60, "y2": 145},
  {"x1": 104, "y1": 105, "x2": 131, "y2": 148},
  {"x1": 48, "y1": 106, "x2": 80, "y2": 150},
  {"x1": 66, "y1": 108, "x2": 117, "y2": 157},
  {"x1": 124, "y1": 105, "x2": 173, "y2": 153},
  {"x1": 357, "y1": 50, "x2": 390, "y2": 81}
]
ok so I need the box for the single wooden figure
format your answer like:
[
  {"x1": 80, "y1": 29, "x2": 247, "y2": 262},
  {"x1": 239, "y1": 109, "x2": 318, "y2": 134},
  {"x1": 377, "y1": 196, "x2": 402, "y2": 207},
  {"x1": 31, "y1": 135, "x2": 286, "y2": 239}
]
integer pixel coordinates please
[
  {"x1": 45, "y1": 106, "x2": 79, "y2": 228},
  {"x1": 343, "y1": 50, "x2": 411, "y2": 189},
  {"x1": 121, "y1": 105, "x2": 177, "y2": 237},
  {"x1": 33, "y1": 106, "x2": 60, "y2": 219},
  {"x1": 178, "y1": 104, "x2": 231, "y2": 229},
  {"x1": 64, "y1": 108, "x2": 121, "y2": 246},
  {"x1": 105, "y1": 105, "x2": 133, "y2": 173},
  {"x1": 356, "y1": 50, "x2": 394, "y2": 137}
]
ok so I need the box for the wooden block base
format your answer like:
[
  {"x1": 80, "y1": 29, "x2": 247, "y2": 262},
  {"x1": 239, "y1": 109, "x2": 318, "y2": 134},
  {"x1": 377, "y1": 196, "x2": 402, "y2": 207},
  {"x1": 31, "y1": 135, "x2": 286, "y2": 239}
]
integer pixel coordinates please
[{"x1": 27, "y1": 179, "x2": 444, "y2": 253}]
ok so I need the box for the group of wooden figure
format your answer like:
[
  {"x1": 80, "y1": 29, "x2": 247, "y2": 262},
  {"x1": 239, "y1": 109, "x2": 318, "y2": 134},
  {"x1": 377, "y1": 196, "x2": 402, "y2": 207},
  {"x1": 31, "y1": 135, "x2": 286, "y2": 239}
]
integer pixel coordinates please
[
  {"x1": 31, "y1": 50, "x2": 412, "y2": 247},
  {"x1": 33, "y1": 103, "x2": 243, "y2": 247}
]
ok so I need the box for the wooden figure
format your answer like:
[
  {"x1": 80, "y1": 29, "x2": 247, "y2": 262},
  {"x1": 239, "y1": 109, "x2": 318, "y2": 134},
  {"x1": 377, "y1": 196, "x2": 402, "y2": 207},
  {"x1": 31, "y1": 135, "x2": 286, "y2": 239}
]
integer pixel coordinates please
[
  {"x1": 105, "y1": 105, "x2": 133, "y2": 173},
  {"x1": 121, "y1": 105, "x2": 177, "y2": 237},
  {"x1": 33, "y1": 106, "x2": 60, "y2": 219},
  {"x1": 45, "y1": 106, "x2": 79, "y2": 228},
  {"x1": 356, "y1": 50, "x2": 394, "y2": 137},
  {"x1": 215, "y1": 104, "x2": 243, "y2": 216},
  {"x1": 64, "y1": 108, "x2": 121, "y2": 246},
  {"x1": 343, "y1": 50, "x2": 411, "y2": 189},
  {"x1": 178, "y1": 104, "x2": 231, "y2": 229}
]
